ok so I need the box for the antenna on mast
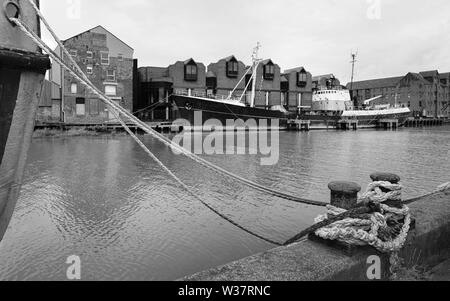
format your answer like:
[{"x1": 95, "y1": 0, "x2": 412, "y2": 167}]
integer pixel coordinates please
[{"x1": 350, "y1": 51, "x2": 358, "y2": 105}]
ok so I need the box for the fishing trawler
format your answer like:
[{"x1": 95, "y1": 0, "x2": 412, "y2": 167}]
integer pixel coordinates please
[
  {"x1": 0, "y1": 0, "x2": 50, "y2": 241},
  {"x1": 171, "y1": 44, "x2": 290, "y2": 131},
  {"x1": 300, "y1": 87, "x2": 411, "y2": 129},
  {"x1": 299, "y1": 55, "x2": 411, "y2": 130}
]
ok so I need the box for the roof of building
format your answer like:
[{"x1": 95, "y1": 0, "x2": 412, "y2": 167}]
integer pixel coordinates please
[
  {"x1": 63, "y1": 25, "x2": 134, "y2": 50},
  {"x1": 402, "y1": 72, "x2": 432, "y2": 85},
  {"x1": 280, "y1": 74, "x2": 289, "y2": 82},
  {"x1": 312, "y1": 74, "x2": 336, "y2": 82},
  {"x1": 284, "y1": 67, "x2": 307, "y2": 74},
  {"x1": 222, "y1": 55, "x2": 238, "y2": 62},
  {"x1": 184, "y1": 58, "x2": 196, "y2": 65},
  {"x1": 440, "y1": 72, "x2": 450, "y2": 79},
  {"x1": 260, "y1": 59, "x2": 274, "y2": 65},
  {"x1": 347, "y1": 76, "x2": 404, "y2": 90},
  {"x1": 419, "y1": 70, "x2": 439, "y2": 77}
]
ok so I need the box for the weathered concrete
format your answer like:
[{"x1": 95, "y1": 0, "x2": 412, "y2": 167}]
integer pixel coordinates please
[{"x1": 183, "y1": 189, "x2": 450, "y2": 281}]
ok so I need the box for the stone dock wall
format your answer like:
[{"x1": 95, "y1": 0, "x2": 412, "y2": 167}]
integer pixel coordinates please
[{"x1": 183, "y1": 177, "x2": 450, "y2": 281}]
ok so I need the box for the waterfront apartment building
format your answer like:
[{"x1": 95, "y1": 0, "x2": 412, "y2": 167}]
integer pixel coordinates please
[
  {"x1": 281, "y1": 67, "x2": 313, "y2": 112},
  {"x1": 137, "y1": 56, "x2": 302, "y2": 120},
  {"x1": 248, "y1": 59, "x2": 282, "y2": 109},
  {"x1": 137, "y1": 58, "x2": 207, "y2": 121},
  {"x1": 348, "y1": 71, "x2": 450, "y2": 118},
  {"x1": 48, "y1": 25, "x2": 135, "y2": 124}
]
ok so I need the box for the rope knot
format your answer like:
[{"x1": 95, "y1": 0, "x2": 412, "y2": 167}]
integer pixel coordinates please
[{"x1": 313, "y1": 180, "x2": 411, "y2": 253}]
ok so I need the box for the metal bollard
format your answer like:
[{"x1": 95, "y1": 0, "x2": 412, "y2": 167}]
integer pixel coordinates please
[{"x1": 328, "y1": 181, "x2": 361, "y2": 210}]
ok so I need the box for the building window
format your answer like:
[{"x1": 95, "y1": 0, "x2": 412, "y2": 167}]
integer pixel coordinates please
[
  {"x1": 100, "y1": 52, "x2": 109, "y2": 65},
  {"x1": 419, "y1": 101, "x2": 423, "y2": 108},
  {"x1": 70, "y1": 83, "x2": 77, "y2": 94},
  {"x1": 184, "y1": 62, "x2": 198, "y2": 81},
  {"x1": 105, "y1": 85, "x2": 117, "y2": 96},
  {"x1": 90, "y1": 99, "x2": 99, "y2": 115},
  {"x1": 297, "y1": 70, "x2": 308, "y2": 88},
  {"x1": 263, "y1": 63, "x2": 275, "y2": 80},
  {"x1": 106, "y1": 70, "x2": 116, "y2": 82},
  {"x1": 69, "y1": 49, "x2": 77, "y2": 57},
  {"x1": 226, "y1": 59, "x2": 239, "y2": 78},
  {"x1": 118, "y1": 53, "x2": 124, "y2": 61},
  {"x1": 76, "y1": 98, "x2": 85, "y2": 116},
  {"x1": 86, "y1": 51, "x2": 93, "y2": 59},
  {"x1": 87, "y1": 65, "x2": 93, "y2": 74}
]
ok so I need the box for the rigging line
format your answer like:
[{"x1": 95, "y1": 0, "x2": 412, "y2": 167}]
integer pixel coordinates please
[
  {"x1": 109, "y1": 107, "x2": 283, "y2": 246},
  {"x1": 14, "y1": 7, "x2": 283, "y2": 245},
  {"x1": 228, "y1": 66, "x2": 253, "y2": 100},
  {"x1": 12, "y1": 13, "x2": 328, "y2": 208},
  {"x1": 133, "y1": 95, "x2": 173, "y2": 115}
]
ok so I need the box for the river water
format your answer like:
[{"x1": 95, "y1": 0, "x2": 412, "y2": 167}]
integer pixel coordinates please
[{"x1": 0, "y1": 126, "x2": 449, "y2": 280}]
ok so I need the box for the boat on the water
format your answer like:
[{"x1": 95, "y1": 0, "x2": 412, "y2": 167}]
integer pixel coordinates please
[
  {"x1": 300, "y1": 87, "x2": 411, "y2": 129},
  {"x1": 172, "y1": 44, "x2": 290, "y2": 131},
  {"x1": 0, "y1": 0, "x2": 51, "y2": 242}
]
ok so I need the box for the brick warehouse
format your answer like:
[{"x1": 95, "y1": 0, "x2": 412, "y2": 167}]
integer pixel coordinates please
[
  {"x1": 47, "y1": 26, "x2": 135, "y2": 124},
  {"x1": 348, "y1": 70, "x2": 450, "y2": 118}
]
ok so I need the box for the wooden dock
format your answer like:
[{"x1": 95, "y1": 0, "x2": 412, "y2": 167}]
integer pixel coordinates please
[
  {"x1": 287, "y1": 120, "x2": 311, "y2": 131},
  {"x1": 404, "y1": 119, "x2": 445, "y2": 128},
  {"x1": 378, "y1": 119, "x2": 399, "y2": 129},
  {"x1": 337, "y1": 119, "x2": 358, "y2": 131}
]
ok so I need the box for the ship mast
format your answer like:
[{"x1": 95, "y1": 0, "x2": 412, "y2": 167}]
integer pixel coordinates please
[
  {"x1": 350, "y1": 52, "x2": 357, "y2": 105},
  {"x1": 250, "y1": 42, "x2": 262, "y2": 108}
]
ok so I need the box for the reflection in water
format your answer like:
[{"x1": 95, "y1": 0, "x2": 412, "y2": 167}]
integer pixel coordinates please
[{"x1": 0, "y1": 127, "x2": 449, "y2": 280}]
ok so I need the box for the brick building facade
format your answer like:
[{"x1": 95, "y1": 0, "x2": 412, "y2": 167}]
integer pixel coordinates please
[
  {"x1": 281, "y1": 67, "x2": 313, "y2": 112},
  {"x1": 137, "y1": 58, "x2": 207, "y2": 121},
  {"x1": 348, "y1": 70, "x2": 450, "y2": 118},
  {"x1": 49, "y1": 26, "x2": 134, "y2": 124},
  {"x1": 137, "y1": 56, "x2": 314, "y2": 120},
  {"x1": 207, "y1": 56, "x2": 247, "y2": 99}
]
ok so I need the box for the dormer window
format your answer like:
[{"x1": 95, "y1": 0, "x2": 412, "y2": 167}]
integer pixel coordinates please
[
  {"x1": 184, "y1": 59, "x2": 198, "y2": 81},
  {"x1": 297, "y1": 70, "x2": 308, "y2": 88},
  {"x1": 226, "y1": 58, "x2": 239, "y2": 78},
  {"x1": 263, "y1": 62, "x2": 274, "y2": 80}
]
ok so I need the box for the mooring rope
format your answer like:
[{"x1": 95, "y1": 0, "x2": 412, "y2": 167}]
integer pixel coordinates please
[
  {"x1": 11, "y1": 3, "x2": 285, "y2": 246},
  {"x1": 12, "y1": 2, "x2": 450, "y2": 249},
  {"x1": 10, "y1": 1, "x2": 327, "y2": 209}
]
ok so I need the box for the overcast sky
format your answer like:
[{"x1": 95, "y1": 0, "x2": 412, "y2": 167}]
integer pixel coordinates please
[{"x1": 41, "y1": 0, "x2": 450, "y2": 84}]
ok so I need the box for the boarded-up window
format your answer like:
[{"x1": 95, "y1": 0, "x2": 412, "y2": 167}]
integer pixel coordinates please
[
  {"x1": 71, "y1": 83, "x2": 77, "y2": 94},
  {"x1": 90, "y1": 99, "x2": 99, "y2": 115},
  {"x1": 105, "y1": 85, "x2": 117, "y2": 96},
  {"x1": 76, "y1": 98, "x2": 85, "y2": 116}
]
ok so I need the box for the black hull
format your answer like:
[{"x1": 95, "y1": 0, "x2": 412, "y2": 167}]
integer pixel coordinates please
[{"x1": 172, "y1": 95, "x2": 290, "y2": 130}]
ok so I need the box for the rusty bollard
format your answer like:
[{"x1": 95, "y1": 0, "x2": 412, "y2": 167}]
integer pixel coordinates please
[
  {"x1": 370, "y1": 172, "x2": 402, "y2": 208},
  {"x1": 328, "y1": 181, "x2": 362, "y2": 210}
]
